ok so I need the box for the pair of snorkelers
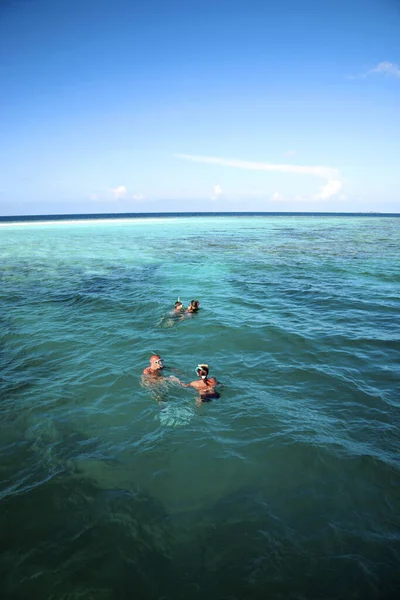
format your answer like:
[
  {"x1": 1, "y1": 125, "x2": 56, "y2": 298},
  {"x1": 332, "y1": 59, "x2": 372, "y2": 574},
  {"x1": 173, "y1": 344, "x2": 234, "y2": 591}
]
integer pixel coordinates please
[
  {"x1": 174, "y1": 299, "x2": 200, "y2": 314},
  {"x1": 160, "y1": 298, "x2": 200, "y2": 329},
  {"x1": 142, "y1": 355, "x2": 220, "y2": 402}
]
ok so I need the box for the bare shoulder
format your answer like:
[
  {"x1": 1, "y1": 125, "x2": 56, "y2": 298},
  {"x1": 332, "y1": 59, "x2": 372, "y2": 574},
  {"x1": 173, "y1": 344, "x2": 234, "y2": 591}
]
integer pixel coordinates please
[
  {"x1": 143, "y1": 367, "x2": 153, "y2": 375},
  {"x1": 208, "y1": 377, "x2": 218, "y2": 385},
  {"x1": 189, "y1": 380, "x2": 202, "y2": 389}
]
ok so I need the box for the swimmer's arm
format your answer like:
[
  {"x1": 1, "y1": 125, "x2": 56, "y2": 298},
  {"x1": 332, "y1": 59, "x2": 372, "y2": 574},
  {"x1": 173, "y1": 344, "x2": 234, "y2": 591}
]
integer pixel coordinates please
[
  {"x1": 170, "y1": 377, "x2": 201, "y2": 389},
  {"x1": 188, "y1": 381, "x2": 202, "y2": 389},
  {"x1": 168, "y1": 375, "x2": 191, "y2": 387}
]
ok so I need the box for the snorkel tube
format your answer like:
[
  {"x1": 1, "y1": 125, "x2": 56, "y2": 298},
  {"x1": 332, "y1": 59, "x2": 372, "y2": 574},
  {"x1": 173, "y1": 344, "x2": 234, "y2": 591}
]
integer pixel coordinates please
[
  {"x1": 174, "y1": 297, "x2": 184, "y2": 311},
  {"x1": 196, "y1": 364, "x2": 209, "y2": 379}
]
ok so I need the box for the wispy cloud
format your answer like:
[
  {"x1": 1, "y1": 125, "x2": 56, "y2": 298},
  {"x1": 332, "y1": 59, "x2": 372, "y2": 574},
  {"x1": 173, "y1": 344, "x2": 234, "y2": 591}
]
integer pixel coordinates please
[
  {"x1": 176, "y1": 153, "x2": 337, "y2": 180},
  {"x1": 133, "y1": 193, "x2": 146, "y2": 201},
  {"x1": 349, "y1": 61, "x2": 400, "y2": 80},
  {"x1": 368, "y1": 61, "x2": 400, "y2": 78},
  {"x1": 90, "y1": 187, "x2": 146, "y2": 202},
  {"x1": 176, "y1": 153, "x2": 342, "y2": 200},
  {"x1": 271, "y1": 191, "x2": 282, "y2": 201},
  {"x1": 110, "y1": 185, "x2": 127, "y2": 199}
]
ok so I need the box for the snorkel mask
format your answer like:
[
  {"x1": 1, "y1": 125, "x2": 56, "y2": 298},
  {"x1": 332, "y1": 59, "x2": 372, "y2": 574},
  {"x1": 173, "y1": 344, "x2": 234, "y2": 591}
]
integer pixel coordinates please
[
  {"x1": 196, "y1": 364, "x2": 209, "y2": 379},
  {"x1": 175, "y1": 297, "x2": 183, "y2": 310}
]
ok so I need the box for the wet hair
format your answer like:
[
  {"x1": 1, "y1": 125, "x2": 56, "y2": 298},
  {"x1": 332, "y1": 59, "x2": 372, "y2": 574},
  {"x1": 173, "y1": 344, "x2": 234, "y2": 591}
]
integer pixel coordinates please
[
  {"x1": 196, "y1": 363, "x2": 209, "y2": 382},
  {"x1": 189, "y1": 300, "x2": 200, "y2": 311},
  {"x1": 174, "y1": 301, "x2": 183, "y2": 309}
]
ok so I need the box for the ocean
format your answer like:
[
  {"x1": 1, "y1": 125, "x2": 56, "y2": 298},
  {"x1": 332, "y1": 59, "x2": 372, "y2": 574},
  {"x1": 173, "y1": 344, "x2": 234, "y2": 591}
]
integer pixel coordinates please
[{"x1": 1, "y1": 213, "x2": 399, "y2": 599}]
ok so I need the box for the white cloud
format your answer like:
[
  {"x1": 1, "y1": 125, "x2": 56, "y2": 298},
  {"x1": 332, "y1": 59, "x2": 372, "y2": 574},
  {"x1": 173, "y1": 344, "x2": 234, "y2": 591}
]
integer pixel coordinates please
[
  {"x1": 132, "y1": 193, "x2": 146, "y2": 201},
  {"x1": 211, "y1": 184, "x2": 222, "y2": 200},
  {"x1": 176, "y1": 153, "x2": 337, "y2": 180},
  {"x1": 271, "y1": 191, "x2": 282, "y2": 201},
  {"x1": 176, "y1": 153, "x2": 343, "y2": 201},
  {"x1": 110, "y1": 185, "x2": 127, "y2": 199},
  {"x1": 283, "y1": 150, "x2": 297, "y2": 158},
  {"x1": 369, "y1": 61, "x2": 400, "y2": 78},
  {"x1": 349, "y1": 61, "x2": 400, "y2": 80},
  {"x1": 314, "y1": 179, "x2": 342, "y2": 200},
  {"x1": 90, "y1": 187, "x2": 146, "y2": 203}
]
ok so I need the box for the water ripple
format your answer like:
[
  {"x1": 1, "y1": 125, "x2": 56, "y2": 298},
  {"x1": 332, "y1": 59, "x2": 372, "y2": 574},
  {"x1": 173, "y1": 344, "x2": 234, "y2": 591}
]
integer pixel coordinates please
[{"x1": 1, "y1": 216, "x2": 400, "y2": 599}]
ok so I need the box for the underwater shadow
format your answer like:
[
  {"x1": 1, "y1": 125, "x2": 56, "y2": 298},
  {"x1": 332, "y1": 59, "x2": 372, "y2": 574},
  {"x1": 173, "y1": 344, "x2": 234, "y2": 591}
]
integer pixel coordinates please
[{"x1": 0, "y1": 473, "x2": 173, "y2": 600}]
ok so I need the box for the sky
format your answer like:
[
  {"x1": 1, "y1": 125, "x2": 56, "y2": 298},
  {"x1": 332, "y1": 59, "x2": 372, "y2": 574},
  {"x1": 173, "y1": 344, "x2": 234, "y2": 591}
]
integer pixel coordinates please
[{"x1": 0, "y1": 0, "x2": 399, "y2": 215}]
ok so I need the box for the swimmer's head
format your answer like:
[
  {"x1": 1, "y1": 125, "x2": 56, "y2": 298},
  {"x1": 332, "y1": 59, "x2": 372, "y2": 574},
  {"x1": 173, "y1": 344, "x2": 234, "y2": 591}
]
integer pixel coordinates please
[
  {"x1": 174, "y1": 301, "x2": 183, "y2": 310},
  {"x1": 188, "y1": 299, "x2": 200, "y2": 311},
  {"x1": 196, "y1": 364, "x2": 209, "y2": 379},
  {"x1": 150, "y1": 354, "x2": 164, "y2": 369}
]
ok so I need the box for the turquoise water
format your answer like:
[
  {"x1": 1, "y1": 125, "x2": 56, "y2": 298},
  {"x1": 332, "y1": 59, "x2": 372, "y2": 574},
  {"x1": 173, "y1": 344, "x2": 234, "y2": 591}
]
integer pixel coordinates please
[{"x1": 1, "y1": 215, "x2": 399, "y2": 599}]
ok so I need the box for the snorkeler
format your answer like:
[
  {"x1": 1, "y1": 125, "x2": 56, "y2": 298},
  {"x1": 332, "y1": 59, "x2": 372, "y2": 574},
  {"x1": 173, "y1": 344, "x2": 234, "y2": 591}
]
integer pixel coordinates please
[
  {"x1": 171, "y1": 364, "x2": 221, "y2": 402},
  {"x1": 142, "y1": 354, "x2": 165, "y2": 377},
  {"x1": 142, "y1": 354, "x2": 173, "y2": 404},
  {"x1": 159, "y1": 299, "x2": 185, "y2": 328},
  {"x1": 186, "y1": 299, "x2": 200, "y2": 313},
  {"x1": 142, "y1": 354, "x2": 185, "y2": 405},
  {"x1": 174, "y1": 300, "x2": 184, "y2": 313}
]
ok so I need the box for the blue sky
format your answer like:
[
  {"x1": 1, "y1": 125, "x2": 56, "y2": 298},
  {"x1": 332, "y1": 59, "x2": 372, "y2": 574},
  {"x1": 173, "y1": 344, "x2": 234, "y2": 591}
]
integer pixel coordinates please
[{"x1": 0, "y1": 0, "x2": 399, "y2": 215}]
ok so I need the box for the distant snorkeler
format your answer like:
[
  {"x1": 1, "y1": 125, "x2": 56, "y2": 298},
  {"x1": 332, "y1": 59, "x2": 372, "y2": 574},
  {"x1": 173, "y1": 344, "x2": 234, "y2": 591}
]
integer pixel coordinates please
[
  {"x1": 173, "y1": 299, "x2": 184, "y2": 314},
  {"x1": 185, "y1": 299, "x2": 200, "y2": 314},
  {"x1": 159, "y1": 299, "x2": 184, "y2": 328},
  {"x1": 170, "y1": 364, "x2": 221, "y2": 403}
]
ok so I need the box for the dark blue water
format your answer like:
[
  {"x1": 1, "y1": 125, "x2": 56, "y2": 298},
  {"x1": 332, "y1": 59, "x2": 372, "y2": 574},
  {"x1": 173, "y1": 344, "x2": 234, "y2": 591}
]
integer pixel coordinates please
[{"x1": 1, "y1": 211, "x2": 399, "y2": 223}]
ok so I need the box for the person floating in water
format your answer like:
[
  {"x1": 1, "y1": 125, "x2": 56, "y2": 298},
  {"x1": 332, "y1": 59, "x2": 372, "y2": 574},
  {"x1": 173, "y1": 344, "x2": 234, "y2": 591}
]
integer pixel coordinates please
[
  {"x1": 159, "y1": 298, "x2": 199, "y2": 327},
  {"x1": 174, "y1": 300, "x2": 184, "y2": 314},
  {"x1": 142, "y1": 354, "x2": 165, "y2": 378},
  {"x1": 186, "y1": 299, "x2": 200, "y2": 314},
  {"x1": 171, "y1": 364, "x2": 221, "y2": 402},
  {"x1": 142, "y1": 354, "x2": 183, "y2": 380},
  {"x1": 159, "y1": 299, "x2": 184, "y2": 328},
  {"x1": 142, "y1": 354, "x2": 184, "y2": 404}
]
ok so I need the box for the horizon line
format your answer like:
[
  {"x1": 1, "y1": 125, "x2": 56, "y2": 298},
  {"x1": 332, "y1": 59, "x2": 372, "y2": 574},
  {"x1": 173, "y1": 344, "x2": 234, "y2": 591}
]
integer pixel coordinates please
[{"x1": 1, "y1": 210, "x2": 397, "y2": 224}]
